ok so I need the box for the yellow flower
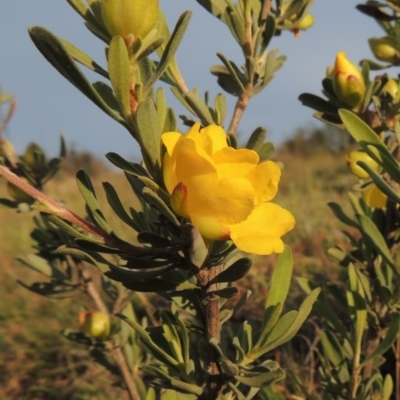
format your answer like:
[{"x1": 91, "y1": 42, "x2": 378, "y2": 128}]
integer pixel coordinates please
[
  {"x1": 88, "y1": 0, "x2": 159, "y2": 39},
  {"x1": 78, "y1": 310, "x2": 111, "y2": 340},
  {"x1": 332, "y1": 52, "x2": 366, "y2": 109},
  {"x1": 161, "y1": 123, "x2": 295, "y2": 255},
  {"x1": 364, "y1": 185, "x2": 387, "y2": 208}
]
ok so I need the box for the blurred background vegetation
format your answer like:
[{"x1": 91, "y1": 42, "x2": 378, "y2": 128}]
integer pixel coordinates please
[{"x1": 0, "y1": 124, "x2": 358, "y2": 399}]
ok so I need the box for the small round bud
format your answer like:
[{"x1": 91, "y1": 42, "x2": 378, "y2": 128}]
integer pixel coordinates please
[
  {"x1": 78, "y1": 310, "x2": 111, "y2": 340},
  {"x1": 346, "y1": 151, "x2": 379, "y2": 179},
  {"x1": 369, "y1": 36, "x2": 400, "y2": 64},
  {"x1": 297, "y1": 14, "x2": 314, "y2": 30}
]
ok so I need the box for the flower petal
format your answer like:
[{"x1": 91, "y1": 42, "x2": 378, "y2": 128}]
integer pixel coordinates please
[
  {"x1": 163, "y1": 153, "x2": 177, "y2": 194},
  {"x1": 162, "y1": 132, "x2": 182, "y2": 156},
  {"x1": 246, "y1": 161, "x2": 281, "y2": 204},
  {"x1": 229, "y1": 203, "x2": 295, "y2": 255},
  {"x1": 200, "y1": 125, "x2": 228, "y2": 154},
  {"x1": 190, "y1": 215, "x2": 230, "y2": 240},
  {"x1": 364, "y1": 184, "x2": 387, "y2": 208},
  {"x1": 213, "y1": 147, "x2": 259, "y2": 178},
  {"x1": 173, "y1": 139, "x2": 216, "y2": 184},
  {"x1": 187, "y1": 175, "x2": 255, "y2": 225}
]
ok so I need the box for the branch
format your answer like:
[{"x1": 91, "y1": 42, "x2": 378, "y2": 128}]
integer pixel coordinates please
[{"x1": 81, "y1": 265, "x2": 141, "y2": 400}]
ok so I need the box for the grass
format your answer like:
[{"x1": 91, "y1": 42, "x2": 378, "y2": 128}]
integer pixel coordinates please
[{"x1": 0, "y1": 140, "x2": 358, "y2": 399}]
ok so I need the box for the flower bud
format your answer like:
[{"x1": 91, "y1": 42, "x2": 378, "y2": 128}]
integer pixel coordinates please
[
  {"x1": 89, "y1": 0, "x2": 159, "y2": 39},
  {"x1": 346, "y1": 151, "x2": 379, "y2": 179},
  {"x1": 0, "y1": 139, "x2": 15, "y2": 159},
  {"x1": 297, "y1": 14, "x2": 314, "y2": 30},
  {"x1": 332, "y1": 52, "x2": 366, "y2": 109},
  {"x1": 7, "y1": 177, "x2": 34, "y2": 203},
  {"x1": 78, "y1": 310, "x2": 111, "y2": 340},
  {"x1": 23, "y1": 142, "x2": 46, "y2": 170},
  {"x1": 369, "y1": 36, "x2": 400, "y2": 64}
]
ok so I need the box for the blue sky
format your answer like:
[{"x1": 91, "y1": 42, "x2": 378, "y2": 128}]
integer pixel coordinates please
[{"x1": 0, "y1": 1, "x2": 383, "y2": 159}]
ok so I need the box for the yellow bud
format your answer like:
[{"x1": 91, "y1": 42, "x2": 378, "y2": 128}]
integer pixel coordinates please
[
  {"x1": 7, "y1": 177, "x2": 34, "y2": 203},
  {"x1": 78, "y1": 310, "x2": 110, "y2": 340},
  {"x1": 346, "y1": 151, "x2": 379, "y2": 179},
  {"x1": 297, "y1": 14, "x2": 315, "y2": 30},
  {"x1": 0, "y1": 139, "x2": 15, "y2": 159},
  {"x1": 382, "y1": 78, "x2": 399, "y2": 99},
  {"x1": 89, "y1": 0, "x2": 159, "y2": 39},
  {"x1": 333, "y1": 52, "x2": 366, "y2": 109},
  {"x1": 369, "y1": 36, "x2": 400, "y2": 64}
]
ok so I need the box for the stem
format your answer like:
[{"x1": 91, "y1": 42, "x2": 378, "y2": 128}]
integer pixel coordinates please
[
  {"x1": 198, "y1": 265, "x2": 222, "y2": 400},
  {"x1": 227, "y1": 84, "x2": 253, "y2": 139},
  {"x1": 351, "y1": 333, "x2": 363, "y2": 399},
  {"x1": 261, "y1": 0, "x2": 272, "y2": 23},
  {"x1": 81, "y1": 265, "x2": 141, "y2": 400}
]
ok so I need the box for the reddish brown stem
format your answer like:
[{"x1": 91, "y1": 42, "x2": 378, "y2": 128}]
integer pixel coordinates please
[{"x1": 199, "y1": 265, "x2": 222, "y2": 400}]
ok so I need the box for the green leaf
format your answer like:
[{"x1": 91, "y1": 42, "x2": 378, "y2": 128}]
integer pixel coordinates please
[
  {"x1": 258, "y1": 142, "x2": 275, "y2": 162},
  {"x1": 265, "y1": 246, "x2": 292, "y2": 312},
  {"x1": 361, "y1": 312, "x2": 400, "y2": 366},
  {"x1": 29, "y1": 27, "x2": 126, "y2": 127},
  {"x1": 18, "y1": 281, "x2": 78, "y2": 298},
  {"x1": 359, "y1": 161, "x2": 400, "y2": 204},
  {"x1": 136, "y1": 98, "x2": 162, "y2": 179},
  {"x1": 298, "y1": 278, "x2": 350, "y2": 339},
  {"x1": 76, "y1": 170, "x2": 112, "y2": 234},
  {"x1": 298, "y1": 93, "x2": 339, "y2": 115},
  {"x1": 90, "y1": 81, "x2": 121, "y2": 113},
  {"x1": 250, "y1": 288, "x2": 321, "y2": 359},
  {"x1": 189, "y1": 226, "x2": 208, "y2": 269},
  {"x1": 214, "y1": 93, "x2": 227, "y2": 125},
  {"x1": 102, "y1": 182, "x2": 137, "y2": 230},
  {"x1": 184, "y1": 91, "x2": 215, "y2": 125},
  {"x1": 56, "y1": 245, "x2": 113, "y2": 274},
  {"x1": 356, "y1": 213, "x2": 397, "y2": 272},
  {"x1": 43, "y1": 214, "x2": 100, "y2": 242},
  {"x1": 108, "y1": 36, "x2": 132, "y2": 122},
  {"x1": 143, "y1": 12, "x2": 192, "y2": 96},
  {"x1": 328, "y1": 202, "x2": 359, "y2": 228},
  {"x1": 137, "y1": 232, "x2": 171, "y2": 247},
  {"x1": 210, "y1": 258, "x2": 252, "y2": 284},
  {"x1": 141, "y1": 186, "x2": 179, "y2": 226},
  {"x1": 122, "y1": 278, "x2": 196, "y2": 293},
  {"x1": 117, "y1": 313, "x2": 179, "y2": 367},
  {"x1": 320, "y1": 331, "x2": 346, "y2": 367},
  {"x1": 16, "y1": 254, "x2": 66, "y2": 280},
  {"x1": 339, "y1": 109, "x2": 400, "y2": 183},
  {"x1": 216, "y1": 53, "x2": 245, "y2": 93},
  {"x1": 235, "y1": 367, "x2": 285, "y2": 387},
  {"x1": 59, "y1": 38, "x2": 109, "y2": 79},
  {"x1": 246, "y1": 127, "x2": 267, "y2": 152},
  {"x1": 224, "y1": 7, "x2": 245, "y2": 46},
  {"x1": 195, "y1": 0, "x2": 228, "y2": 21},
  {"x1": 259, "y1": 16, "x2": 276, "y2": 55}
]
